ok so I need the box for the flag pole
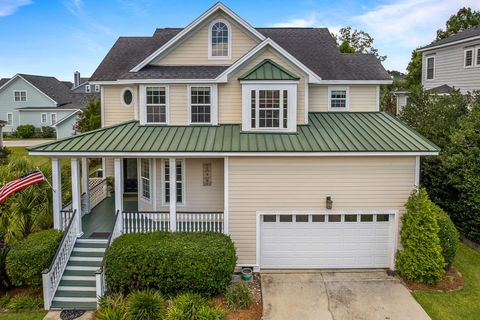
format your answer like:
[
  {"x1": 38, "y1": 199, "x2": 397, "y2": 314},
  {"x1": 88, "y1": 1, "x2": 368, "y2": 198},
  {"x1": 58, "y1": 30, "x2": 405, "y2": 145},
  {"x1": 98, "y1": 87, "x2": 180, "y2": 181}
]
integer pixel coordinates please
[{"x1": 37, "y1": 167, "x2": 53, "y2": 190}]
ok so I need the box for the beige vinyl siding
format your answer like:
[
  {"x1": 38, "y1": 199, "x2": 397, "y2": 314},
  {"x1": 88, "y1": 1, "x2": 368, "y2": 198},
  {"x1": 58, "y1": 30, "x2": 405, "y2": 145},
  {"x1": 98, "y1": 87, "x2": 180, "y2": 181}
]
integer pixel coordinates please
[
  {"x1": 104, "y1": 158, "x2": 114, "y2": 178},
  {"x1": 169, "y1": 84, "x2": 188, "y2": 125},
  {"x1": 219, "y1": 47, "x2": 307, "y2": 124},
  {"x1": 422, "y1": 41, "x2": 480, "y2": 93},
  {"x1": 153, "y1": 12, "x2": 259, "y2": 66},
  {"x1": 103, "y1": 86, "x2": 136, "y2": 126},
  {"x1": 151, "y1": 158, "x2": 224, "y2": 212},
  {"x1": 228, "y1": 156, "x2": 416, "y2": 265},
  {"x1": 309, "y1": 85, "x2": 378, "y2": 112}
]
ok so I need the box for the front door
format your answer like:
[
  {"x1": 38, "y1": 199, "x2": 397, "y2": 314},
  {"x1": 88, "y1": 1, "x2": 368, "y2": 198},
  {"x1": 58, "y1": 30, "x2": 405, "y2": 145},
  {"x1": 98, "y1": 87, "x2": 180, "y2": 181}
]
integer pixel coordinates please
[{"x1": 123, "y1": 159, "x2": 138, "y2": 193}]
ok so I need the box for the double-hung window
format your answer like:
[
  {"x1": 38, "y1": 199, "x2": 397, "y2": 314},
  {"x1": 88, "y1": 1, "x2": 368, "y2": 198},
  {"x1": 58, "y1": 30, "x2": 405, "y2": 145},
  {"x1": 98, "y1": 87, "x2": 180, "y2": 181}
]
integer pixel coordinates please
[
  {"x1": 146, "y1": 86, "x2": 167, "y2": 124},
  {"x1": 140, "y1": 159, "x2": 151, "y2": 200},
  {"x1": 476, "y1": 47, "x2": 480, "y2": 67},
  {"x1": 190, "y1": 87, "x2": 211, "y2": 124},
  {"x1": 328, "y1": 86, "x2": 349, "y2": 111},
  {"x1": 95, "y1": 84, "x2": 100, "y2": 92},
  {"x1": 163, "y1": 159, "x2": 184, "y2": 204},
  {"x1": 6, "y1": 113, "x2": 13, "y2": 126},
  {"x1": 51, "y1": 113, "x2": 57, "y2": 125},
  {"x1": 41, "y1": 113, "x2": 47, "y2": 124},
  {"x1": 426, "y1": 56, "x2": 435, "y2": 80},
  {"x1": 243, "y1": 84, "x2": 295, "y2": 132},
  {"x1": 13, "y1": 90, "x2": 26, "y2": 102},
  {"x1": 465, "y1": 48, "x2": 474, "y2": 68}
]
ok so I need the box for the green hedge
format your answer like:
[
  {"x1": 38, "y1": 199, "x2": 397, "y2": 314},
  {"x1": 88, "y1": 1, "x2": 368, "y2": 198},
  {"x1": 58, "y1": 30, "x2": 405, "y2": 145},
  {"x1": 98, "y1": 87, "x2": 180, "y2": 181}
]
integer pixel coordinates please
[
  {"x1": 6, "y1": 229, "x2": 63, "y2": 287},
  {"x1": 105, "y1": 232, "x2": 237, "y2": 296},
  {"x1": 435, "y1": 207, "x2": 459, "y2": 267}
]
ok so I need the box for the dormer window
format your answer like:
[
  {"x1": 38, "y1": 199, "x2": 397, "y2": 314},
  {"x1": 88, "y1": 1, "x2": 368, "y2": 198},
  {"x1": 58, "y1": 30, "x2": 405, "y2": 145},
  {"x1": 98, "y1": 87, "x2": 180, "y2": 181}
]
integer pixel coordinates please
[{"x1": 209, "y1": 20, "x2": 230, "y2": 59}]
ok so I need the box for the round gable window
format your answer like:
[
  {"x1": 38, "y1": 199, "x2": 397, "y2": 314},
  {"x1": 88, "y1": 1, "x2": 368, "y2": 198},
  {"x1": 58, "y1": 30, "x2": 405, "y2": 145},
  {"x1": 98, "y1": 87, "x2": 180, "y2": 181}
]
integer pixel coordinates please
[{"x1": 121, "y1": 88, "x2": 134, "y2": 107}]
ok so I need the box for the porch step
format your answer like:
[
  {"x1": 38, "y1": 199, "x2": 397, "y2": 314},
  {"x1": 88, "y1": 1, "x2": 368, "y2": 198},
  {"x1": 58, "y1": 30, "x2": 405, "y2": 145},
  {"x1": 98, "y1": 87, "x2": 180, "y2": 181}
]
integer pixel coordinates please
[
  {"x1": 75, "y1": 242, "x2": 108, "y2": 248},
  {"x1": 59, "y1": 279, "x2": 96, "y2": 288},
  {"x1": 55, "y1": 290, "x2": 96, "y2": 298},
  {"x1": 71, "y1": 251, "x2": 104, "y2": 258},
  {"x1": 67, "y1": 260, "x2": 102, "y2": 267},
  {"x1": 50, "y1": 301, "x2": 97, "y2": 310},
  {"x1": 73, "y1": 247, "x2": 106, "y2": 253},
  {"x1": 76, "y1": 238, "x2": 108, "y2": 244}
]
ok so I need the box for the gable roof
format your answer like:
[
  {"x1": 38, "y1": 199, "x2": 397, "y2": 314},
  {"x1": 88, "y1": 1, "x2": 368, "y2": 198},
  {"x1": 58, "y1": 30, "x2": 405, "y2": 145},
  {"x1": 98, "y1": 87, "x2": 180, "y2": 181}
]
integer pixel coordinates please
[
  {"x1": 427, "y1": 84, "x2": 454, "y2": 94},
  {"x1": 238, "y1": 59, "x2": 300, "y2": 81},
  {"x1": 418, "y1": 25, "x2": 480, "y2": 51},
  {"x1": 29, "y1": 112, "x2": 438, "y2": 155},
  {"x1": 91, "y1": 28, "x2": 390, "y2": 82},
  {"x1": 0, "y1": 74, "x2": 93, "y2": 109},
  {"x1": 0, "y1": 78, "x2": 10, "y2": 87}
]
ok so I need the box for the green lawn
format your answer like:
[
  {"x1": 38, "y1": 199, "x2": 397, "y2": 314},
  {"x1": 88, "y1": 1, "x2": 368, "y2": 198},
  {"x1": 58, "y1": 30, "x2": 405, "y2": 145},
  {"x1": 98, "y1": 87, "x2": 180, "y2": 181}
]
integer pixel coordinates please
[
  {"x1": 0, "y1": 312, "x2": 47, "y2": 320},
  {"x1": 7, "y1": 147, "x2": 50, "y2": 167},
  {"x1": 413, "y1": 243, "x2": 480, "y2": 320}
]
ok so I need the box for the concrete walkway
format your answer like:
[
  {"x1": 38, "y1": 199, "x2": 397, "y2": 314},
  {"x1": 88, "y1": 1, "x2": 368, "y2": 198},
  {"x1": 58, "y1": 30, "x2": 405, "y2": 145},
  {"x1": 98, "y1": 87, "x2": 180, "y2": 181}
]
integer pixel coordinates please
[
  {"x1": 3, "y1": 139, "x2": 54, "y2": 147},
  {"x1": 261, "y1": 271, "x2": 431, "y2": 320}
]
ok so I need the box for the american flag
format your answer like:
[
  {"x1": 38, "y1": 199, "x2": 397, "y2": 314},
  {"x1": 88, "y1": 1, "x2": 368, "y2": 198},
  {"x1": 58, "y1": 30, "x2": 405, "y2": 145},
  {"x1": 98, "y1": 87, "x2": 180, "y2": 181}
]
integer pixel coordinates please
[{"x1": 0, "y1": 169, "x2": 46, "y2": 204}]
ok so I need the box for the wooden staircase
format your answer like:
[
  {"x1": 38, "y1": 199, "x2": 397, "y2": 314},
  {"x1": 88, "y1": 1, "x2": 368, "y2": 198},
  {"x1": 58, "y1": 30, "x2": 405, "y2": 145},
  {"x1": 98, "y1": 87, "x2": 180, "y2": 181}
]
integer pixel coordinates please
[{"x1": 50, "y1": 239, "x2": 107, "y2": 310}]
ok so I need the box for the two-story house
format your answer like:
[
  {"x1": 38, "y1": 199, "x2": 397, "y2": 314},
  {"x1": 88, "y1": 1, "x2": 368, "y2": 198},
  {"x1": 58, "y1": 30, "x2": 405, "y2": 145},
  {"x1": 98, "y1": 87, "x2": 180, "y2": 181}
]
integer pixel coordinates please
[
  {"x1": 29, "y1": 3, "x2": 438, "y2": 310},
  {"x1": 71, "y1": 71, "x2": 101, "y2": 96},
  {"x1": 0, "y1": 73, "x2": 96, "y2": 138}
]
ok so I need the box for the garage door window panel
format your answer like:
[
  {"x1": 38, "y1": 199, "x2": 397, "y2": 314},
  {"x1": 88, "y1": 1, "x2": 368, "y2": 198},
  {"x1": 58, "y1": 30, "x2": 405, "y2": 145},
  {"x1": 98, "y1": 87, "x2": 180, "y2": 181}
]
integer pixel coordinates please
[
  {"x1": 361, "y1": 214, "x2": 374, "y2": 222},
  {"x1": 376, "y1": 214, "x2": 390, "y2": 222},
  {"x1": 312, "y1": 215, "x2": 325, "y2": 222},
  {"x1": 279, "y1": 215, "x2": 293, "y2": 222},
  {"x1": 295, "y1": 215, "x2": 309, "y2": 222},
  {"x1": 344, "y1": 214, "x2": 358, "y2": 222},
  {"x1": 328, "y1": 214, "x2": 341, "y2": 222},
  {"x1": 263, "y1": 215, "x2": 277, "y2": 223}
]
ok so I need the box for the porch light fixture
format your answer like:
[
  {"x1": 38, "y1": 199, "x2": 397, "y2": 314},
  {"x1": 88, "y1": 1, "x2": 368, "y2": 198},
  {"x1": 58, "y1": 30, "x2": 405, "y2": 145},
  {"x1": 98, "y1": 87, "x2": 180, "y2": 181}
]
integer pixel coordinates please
[{"x1": 326, "y1": 196, "x2": 333, "y2": 210}]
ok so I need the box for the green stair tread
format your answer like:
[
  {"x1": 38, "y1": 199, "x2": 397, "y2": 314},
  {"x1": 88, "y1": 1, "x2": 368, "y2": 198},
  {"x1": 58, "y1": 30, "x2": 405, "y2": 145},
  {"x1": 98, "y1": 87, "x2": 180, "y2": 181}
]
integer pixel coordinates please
[
  {"x1": 67, "y1": 260, "x2": 102, "y2": 267},
  {"x1": 50, "y1": 301, "x2": 96, "y2": 310},
  {"x1": 63, "y1": 270, "x2": 96, "y2": 277},
  {"x1": 59, "y1": 280, "x2": 96, "y2": 287},
  {"x1": 55, "y1": 290, "x2": 96, "y2": 298},
  {"x1": 75, "y1": 242, "x2": 108, "y2": 248},
  {"x1": 71, "y1": 251, "x2": 104, "y2": 257}
]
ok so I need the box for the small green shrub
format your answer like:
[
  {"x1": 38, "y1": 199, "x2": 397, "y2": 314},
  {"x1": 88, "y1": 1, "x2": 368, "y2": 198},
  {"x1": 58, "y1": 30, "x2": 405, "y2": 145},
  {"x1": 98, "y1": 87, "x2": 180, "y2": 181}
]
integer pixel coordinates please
[
  {"x1": 197, "y1": 305, "x2": 227, "y2": 320},
  {"x1": 0, "y1": 293, "x2": 12, "y2": 308},
  {"x1": 225, "y1": 282, "x2": 254, "y2": 310},
  {"x1": 5, "y1": 294, "x2": 42, "y2": 311},
  {"x1": 435, "y1": 208, "x2": 459, "y2": 267},
  {"x1": 97, "y1": 293, "x2": 127, "y2": 320},
  {"x1": 126, "y1": 290, "x2": 166, "y2": 320},
  {"x1": 167, "y1": 293, "x2": 209, "y2": 320},
  {"x1": 36, "y1": 126, "x2": 56, "y2": 138},
  {"x1": 14, "y1": 125, "x2": 35, "y2": 138},
  {"x1": 396, "y1": 188, "x2": 445, "y2": 284},
  {"x1": 0, "y1": 245, "x2": 10, "y2": 288},
  {"x1": 0, "y1": 147, "x2": 10, "y2": 165},
  {"x1": 105, "y1": 232, "x2": 236, "y2": 296},
  {"x1": 6, "y1": 229, "x2": 63, "y2": 287}
]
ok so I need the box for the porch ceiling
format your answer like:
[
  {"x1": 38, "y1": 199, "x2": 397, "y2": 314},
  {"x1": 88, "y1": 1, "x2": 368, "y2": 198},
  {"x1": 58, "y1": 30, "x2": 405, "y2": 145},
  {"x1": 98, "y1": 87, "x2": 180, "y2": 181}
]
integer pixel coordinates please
[{"x1": 28, "y1": 112, "x2": 439, "y2": 154}]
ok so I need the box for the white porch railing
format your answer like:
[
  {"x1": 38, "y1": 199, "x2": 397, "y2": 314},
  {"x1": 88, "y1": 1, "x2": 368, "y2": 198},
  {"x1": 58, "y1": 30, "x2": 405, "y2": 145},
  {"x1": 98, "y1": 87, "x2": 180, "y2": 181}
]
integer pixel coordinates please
[
  {"x1": 42, "y1": 210, "x2": 78, "y2": 310},
  {"x1": 81, "y1": 178, "x2": 107, "y2": 215},
  {"x1": 176, "y1": 212, "x2": 224, "y2": 233},
  {"x1": 123, "y1": 211, "x2": 170, "y2": 233},
  {"x1": 60, "y1": 210, "x2": 74, "y2": 231}
]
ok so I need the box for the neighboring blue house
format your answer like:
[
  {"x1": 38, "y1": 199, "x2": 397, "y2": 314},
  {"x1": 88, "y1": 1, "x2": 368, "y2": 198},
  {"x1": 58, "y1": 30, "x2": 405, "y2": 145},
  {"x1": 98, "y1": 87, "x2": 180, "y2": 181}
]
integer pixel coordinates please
[{"x1": 0, "y1": 73, "x2": 97, "y2": 138}]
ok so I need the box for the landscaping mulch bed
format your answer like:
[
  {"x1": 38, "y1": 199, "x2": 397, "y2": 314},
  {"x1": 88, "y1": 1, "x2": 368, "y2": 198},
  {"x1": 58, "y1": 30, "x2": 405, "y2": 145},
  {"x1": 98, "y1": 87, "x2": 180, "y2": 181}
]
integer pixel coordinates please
[
  {"x1": 214, "y1": 273, "x2": 263, "y2": 320},
  {"x1": 405, "y1": 265, "x2": 464, "y2": 292}
]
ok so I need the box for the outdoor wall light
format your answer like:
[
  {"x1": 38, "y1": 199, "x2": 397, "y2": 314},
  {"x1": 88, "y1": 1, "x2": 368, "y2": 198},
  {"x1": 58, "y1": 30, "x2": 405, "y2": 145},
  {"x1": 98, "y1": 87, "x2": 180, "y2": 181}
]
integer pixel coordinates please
[{"x1": 326, "y1": 196, "x2": 333, "y2": 210}]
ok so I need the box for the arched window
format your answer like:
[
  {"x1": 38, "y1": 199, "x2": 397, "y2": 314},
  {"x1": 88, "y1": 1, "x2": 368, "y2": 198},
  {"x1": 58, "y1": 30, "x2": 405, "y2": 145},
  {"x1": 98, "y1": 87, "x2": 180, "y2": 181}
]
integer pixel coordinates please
[{"x1": 209, "y1": 20, "x2": 230, "y2": 58}]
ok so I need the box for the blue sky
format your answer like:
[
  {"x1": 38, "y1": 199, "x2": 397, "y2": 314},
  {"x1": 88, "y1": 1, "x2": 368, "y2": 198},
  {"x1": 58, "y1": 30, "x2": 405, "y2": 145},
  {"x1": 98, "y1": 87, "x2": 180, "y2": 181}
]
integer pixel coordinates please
[{"x1": 0, "y1": 0, "x2": 479, "y2": 81}]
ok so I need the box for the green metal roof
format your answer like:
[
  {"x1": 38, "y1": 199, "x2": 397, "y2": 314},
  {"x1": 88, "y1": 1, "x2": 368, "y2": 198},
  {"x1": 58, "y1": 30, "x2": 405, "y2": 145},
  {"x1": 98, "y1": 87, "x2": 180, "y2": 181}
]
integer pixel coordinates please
[
  {"x1": 29, "y1": 113, "x2": 439, "y2": 154},
  {"x1": 238, "y1": 59, "x2": 300, "y2": 81}
]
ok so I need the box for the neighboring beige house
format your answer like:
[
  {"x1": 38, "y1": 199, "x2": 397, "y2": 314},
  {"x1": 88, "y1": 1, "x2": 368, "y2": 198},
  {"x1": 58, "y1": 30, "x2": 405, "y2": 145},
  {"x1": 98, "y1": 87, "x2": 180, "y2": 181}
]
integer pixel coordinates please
[
  {"x1": 30, "y1": 3, "x2": 438, "y2": 310},
  {"x1": 418, "y1": 25, "x2": 480, "y2": 93}
]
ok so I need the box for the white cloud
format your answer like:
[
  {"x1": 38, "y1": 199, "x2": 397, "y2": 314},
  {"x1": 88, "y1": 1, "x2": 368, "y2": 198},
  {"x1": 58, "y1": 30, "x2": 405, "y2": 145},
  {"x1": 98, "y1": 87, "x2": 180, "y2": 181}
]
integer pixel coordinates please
[
  {"x1": 0, "y1": 0, "x2": 31, "y2": 17},
  {"x1": 65, "y1": 0, "x2": 83, "y2": 17},
  {"x1": 272, "y1": 14, "x2": 318, "y2": 27}
]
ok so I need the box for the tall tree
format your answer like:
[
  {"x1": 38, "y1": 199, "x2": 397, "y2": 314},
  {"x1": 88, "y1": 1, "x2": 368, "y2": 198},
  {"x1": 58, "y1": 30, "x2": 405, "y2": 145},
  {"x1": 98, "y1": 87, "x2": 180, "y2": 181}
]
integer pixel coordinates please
[
  {"x1": 334, "y1": 27, "x2": 386, "y2": 61},
  {"x1": 436, "y1": 7, "x2": 480, "y2": 40},
  {"x1": 75, "y1": 98, "x2": 101, "y2": 133},
  {"x1": 404, "y1": 50, "x2": 422, "y2": 88}
]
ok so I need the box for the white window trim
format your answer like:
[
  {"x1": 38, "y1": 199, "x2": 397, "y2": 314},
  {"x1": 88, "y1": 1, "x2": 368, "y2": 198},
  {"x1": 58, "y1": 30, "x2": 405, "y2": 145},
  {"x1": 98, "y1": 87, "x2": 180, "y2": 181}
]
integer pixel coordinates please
[
  {"x1": 85, "y1": 85, "x2": 91, "y2": 93},
  {"x1": 474, "y1": 46, "x2": 480, "y2": 67},
  {"x1": 139, "y1": 85, "x2": 170, "y2": 125},
  {"x1": 6, "y1": 112, "x2": 13, "y2": 126},
  {"x1": 13, "y1": 90, "x2": 27, "y2": 102},
  {"x1": 464, "y1": 48, "x2": 474, "y2": 68},
  {"x1": 208, "y1": 19, "x2": 232, "y2": 60},
  {"x1": 50, "y1": 113, "x2": 57, "y2": 125},
  {"x1": 241, "y1": 83, "x2": 297, "y2": 133},
  {"x1": 328, "y1": 86, "x2": 350, "y2": 111},
  {"x1": 41, "y1": 113, "x2": 47, "y2": 124},
  {"x1": 161, "y1": 158, "x2": 186, "y2": 206},
  {"x1": 120, "y1": 87, "x2": 135, "y2": 108},
  {"x1": 138, "y1": 158, "x2": 152, "y2": 203},
  {"x1": 187, "y1": 84, "x2": 218, "y2": 125},
  {"x1": 94, "y1": 84, "x2": 100, "y2": 92},
  {"x1": 425, "y1": 56, "x2": 435, "y2": 80}
]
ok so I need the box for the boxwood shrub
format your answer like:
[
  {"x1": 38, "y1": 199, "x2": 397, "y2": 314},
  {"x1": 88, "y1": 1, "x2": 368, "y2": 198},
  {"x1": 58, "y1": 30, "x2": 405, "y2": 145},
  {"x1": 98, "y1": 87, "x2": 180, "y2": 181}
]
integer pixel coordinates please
[
  {"x1": 6, "y1": 229, "x2": 63, "y2": 287},
  {"x1": 105, "y1": 232, "x2": 236, "y2": 296}
]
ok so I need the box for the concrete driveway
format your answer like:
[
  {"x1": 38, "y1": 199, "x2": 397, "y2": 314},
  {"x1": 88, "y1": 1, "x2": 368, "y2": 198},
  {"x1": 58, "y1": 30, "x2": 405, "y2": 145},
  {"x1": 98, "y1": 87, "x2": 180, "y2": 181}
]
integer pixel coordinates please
[{"x1": 261, "y1": 271, "x2": 431, "y2": 320}]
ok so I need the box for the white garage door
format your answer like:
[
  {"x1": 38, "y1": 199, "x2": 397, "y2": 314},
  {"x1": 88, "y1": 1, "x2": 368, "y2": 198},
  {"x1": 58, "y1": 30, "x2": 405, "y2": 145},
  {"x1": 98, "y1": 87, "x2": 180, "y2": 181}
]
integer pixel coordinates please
[{"x1": 260, "y1": 213, "x2": 396, "y2": 269}]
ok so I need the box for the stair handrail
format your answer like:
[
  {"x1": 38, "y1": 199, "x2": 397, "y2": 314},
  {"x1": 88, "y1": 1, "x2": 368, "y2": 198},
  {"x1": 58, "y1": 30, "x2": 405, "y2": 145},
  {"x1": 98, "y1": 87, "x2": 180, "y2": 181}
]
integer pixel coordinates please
[
  {"x1": 42, "y1": 209, "x2": 78, "y2": 310},
  {"x1": 95, "y1": 209, "x2": 122, "y2": 305}
]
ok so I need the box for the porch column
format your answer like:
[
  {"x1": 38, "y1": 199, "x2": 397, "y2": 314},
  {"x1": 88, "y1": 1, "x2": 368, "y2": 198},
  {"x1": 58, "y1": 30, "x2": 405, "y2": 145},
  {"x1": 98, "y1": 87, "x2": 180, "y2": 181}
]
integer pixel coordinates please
[
  {"x1": 52, "y1": 158, "x2": 62, "y2": 230},
  {"x1": 81, "y1": 157, "x2": 90, "y2": 214},
  {"x1": 169, "y1": 158, "x2": 177, "y2": 231},
  {"x1": 71, "y1": 158, "x2": 83, "y2": 236},
  {"x1": 223, "y1": 157, "x2": 229, "y2": 234},
  {"x1": 114, "y1": 158, "x2": 124, "y2": 216}
]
